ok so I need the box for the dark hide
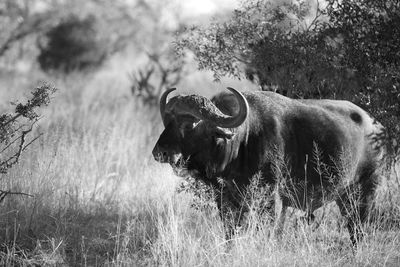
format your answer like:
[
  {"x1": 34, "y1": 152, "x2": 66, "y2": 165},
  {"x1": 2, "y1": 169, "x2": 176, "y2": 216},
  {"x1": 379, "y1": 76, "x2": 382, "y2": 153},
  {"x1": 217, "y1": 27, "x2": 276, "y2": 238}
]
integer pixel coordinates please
[{"x1": 152, "y1": 90, "x2": 386, "y2": 245}]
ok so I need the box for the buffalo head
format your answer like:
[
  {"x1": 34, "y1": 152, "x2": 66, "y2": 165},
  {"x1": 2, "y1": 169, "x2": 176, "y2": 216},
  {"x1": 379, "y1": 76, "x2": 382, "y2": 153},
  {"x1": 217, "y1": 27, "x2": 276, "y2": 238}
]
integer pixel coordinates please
[{"x1": 152, "y1": 87, "x2": 249, "y2": 177}]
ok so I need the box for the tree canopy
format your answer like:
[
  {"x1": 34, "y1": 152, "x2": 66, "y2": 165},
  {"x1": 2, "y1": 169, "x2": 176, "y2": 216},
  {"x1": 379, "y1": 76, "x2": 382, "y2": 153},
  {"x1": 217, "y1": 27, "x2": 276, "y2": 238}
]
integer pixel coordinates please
[{"x1": 179, "y1": 0, "x2": 400, "y2": 157}]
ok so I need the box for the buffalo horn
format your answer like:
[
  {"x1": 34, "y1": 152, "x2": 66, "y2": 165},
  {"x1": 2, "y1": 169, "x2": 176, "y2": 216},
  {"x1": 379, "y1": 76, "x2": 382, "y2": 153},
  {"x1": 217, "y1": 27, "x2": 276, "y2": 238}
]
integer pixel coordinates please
[
  {"x1": 175, "y1": 87, "x2": 248, "y2": 128},
  {"x1": 160, "y1": 88, "x2": 176, "y2": 126}
]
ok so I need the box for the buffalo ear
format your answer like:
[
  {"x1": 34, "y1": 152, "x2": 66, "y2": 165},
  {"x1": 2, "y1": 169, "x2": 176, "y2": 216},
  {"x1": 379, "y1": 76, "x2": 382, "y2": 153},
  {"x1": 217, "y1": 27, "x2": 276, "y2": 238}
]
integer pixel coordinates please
[{"x1": 215, "y1": 127, "x2": 235, "y2": 139}]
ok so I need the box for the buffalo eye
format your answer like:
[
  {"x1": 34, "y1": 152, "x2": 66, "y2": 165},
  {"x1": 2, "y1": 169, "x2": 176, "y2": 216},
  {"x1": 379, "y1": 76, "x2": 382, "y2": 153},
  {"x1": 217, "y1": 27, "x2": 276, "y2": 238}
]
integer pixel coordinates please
[
  {"x1": 214, "y1": 127, "x2": 235, "y2": 140},
  {"x1": 179, "y1": 121, "x2": 198, "y2": 138}
]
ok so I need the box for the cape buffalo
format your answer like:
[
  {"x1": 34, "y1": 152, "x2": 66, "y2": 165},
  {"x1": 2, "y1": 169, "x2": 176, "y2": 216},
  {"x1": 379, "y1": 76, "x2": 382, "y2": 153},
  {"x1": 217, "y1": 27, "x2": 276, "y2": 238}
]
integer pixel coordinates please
[{"x1": 152, "y1": 87, "x2": 385, "y2": 245}]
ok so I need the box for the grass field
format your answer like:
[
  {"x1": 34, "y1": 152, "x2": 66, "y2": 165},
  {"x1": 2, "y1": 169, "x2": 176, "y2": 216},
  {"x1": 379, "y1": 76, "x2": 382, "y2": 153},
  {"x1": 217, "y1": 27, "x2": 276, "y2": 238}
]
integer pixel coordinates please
[{"x1": 1, "y1": 72, "x2": 400, "y2": 266}]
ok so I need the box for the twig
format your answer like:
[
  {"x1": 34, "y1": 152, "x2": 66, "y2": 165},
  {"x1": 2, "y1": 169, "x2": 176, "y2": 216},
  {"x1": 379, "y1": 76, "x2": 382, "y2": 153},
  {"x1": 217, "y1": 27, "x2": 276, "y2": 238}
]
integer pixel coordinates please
[
  {"x1": 0, "y1": 135, "x2": 23, "y2": 154},
  {"x1": 0, "y1": 190, "x2": 34, "y2": 203},
  {"x1": 0, "y1": 120, "x2": 39, "y2": 173},
  {"x1": 0, "y1": 114, "x2": 22, "y2": 128},
  {"x1": 306, "y1": 0, "x2": 322, "y2": 32},
  {"x1": 22, "y1": 133, "x2": 43, "y2": 151}
]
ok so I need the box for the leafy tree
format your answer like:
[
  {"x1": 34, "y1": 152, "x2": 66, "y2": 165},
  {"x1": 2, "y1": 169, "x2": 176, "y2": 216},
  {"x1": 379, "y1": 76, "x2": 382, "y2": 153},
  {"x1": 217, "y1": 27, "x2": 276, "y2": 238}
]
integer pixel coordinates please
[
  {"x1": 325, "y1": 0, "x2": 400, "y2": 156},
  {"x1": 178, "y1": 0, "x2": 399, "y2": 158}
]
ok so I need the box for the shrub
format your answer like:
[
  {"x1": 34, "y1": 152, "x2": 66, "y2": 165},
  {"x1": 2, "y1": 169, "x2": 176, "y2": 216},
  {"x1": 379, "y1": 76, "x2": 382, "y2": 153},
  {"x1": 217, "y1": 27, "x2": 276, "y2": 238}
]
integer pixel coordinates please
[
  {"x1": 129, "y1": 51, "x2": 185, "y2": 106},
  {"x1": 0, "y1": 83, "x2": 57, "y2": 202},
  {"x1": 37, "y1": 15, "x2": 108, "y2": 73}
]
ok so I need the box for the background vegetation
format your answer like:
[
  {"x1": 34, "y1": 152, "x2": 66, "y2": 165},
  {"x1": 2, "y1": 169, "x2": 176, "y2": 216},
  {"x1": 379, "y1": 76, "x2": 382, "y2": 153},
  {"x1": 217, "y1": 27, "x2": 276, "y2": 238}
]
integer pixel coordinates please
[
  {"x1": 180, "y1": 0, "x2": 400, "y2": 156},
  {"x1": 0, "y1": 0, "x2": 399, "y2": 266}
]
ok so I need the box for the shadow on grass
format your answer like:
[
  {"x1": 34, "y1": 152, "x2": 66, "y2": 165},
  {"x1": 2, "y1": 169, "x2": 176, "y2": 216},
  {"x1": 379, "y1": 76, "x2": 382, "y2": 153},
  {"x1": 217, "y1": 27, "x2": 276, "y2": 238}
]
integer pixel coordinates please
[{"x1": 0, "y1": 198, "x2": 163, "y2": 266}]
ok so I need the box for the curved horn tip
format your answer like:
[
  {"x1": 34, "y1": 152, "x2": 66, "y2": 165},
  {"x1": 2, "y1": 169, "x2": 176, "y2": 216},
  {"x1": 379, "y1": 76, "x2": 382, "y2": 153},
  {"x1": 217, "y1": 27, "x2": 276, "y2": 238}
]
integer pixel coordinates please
[
  {"x1": 160, "y1": 88, "x2": 177, "y2": 127},
  {"x1": 226, "y1": 87, "x2": 238, "y2": 93},
  {"x1": 166, "y1": 87, "x2": 177, "y2": 93},
  {"x1": 222, "y1": 86, "x2": 249, "y2": 128},
  {"x1": 159, "y1": 88, "x2": 177, "y2": 103}
]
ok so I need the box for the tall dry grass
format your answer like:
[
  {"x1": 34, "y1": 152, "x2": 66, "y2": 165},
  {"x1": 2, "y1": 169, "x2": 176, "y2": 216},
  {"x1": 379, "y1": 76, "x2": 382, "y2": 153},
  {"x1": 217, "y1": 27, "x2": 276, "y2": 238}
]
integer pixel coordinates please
[{"x1": 0, "y1": 72, "x2": 399, "y2": 266}]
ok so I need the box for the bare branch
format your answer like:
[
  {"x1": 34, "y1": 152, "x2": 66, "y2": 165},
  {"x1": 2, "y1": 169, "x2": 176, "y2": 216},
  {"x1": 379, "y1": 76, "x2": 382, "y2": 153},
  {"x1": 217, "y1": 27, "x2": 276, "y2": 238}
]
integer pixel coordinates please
[
  {"x1": 0, "y1": 134, "x2": 24, "y2": 154},
  {"x1": 0, "y1": 190, "x2": 33, "y2": 204},
  {"x1": 0, "y1": 124, "x2": 33, "y2": 173},
  {"x1": 1, "y1": 114, "x2": 22, "y2": 128},
  {"x1": 130, "y1": 51, "x2": 185, "y2": 105},
  {"x1": 306, "y1": 0, "x2": 323, "y2": 32},
  {"x1": 22, "y1": 133, "x2": 43, "y2": 152},
  {"x1": 0, "y1": 11, "x2": 58, "y2": 57}
]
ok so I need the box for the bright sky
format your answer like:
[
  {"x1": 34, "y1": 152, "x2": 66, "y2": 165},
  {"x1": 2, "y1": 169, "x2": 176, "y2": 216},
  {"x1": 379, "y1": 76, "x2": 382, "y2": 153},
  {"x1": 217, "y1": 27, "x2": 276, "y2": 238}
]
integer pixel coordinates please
[{"x1": 180, "y1": 0, "x2": 240, "y2": 16}]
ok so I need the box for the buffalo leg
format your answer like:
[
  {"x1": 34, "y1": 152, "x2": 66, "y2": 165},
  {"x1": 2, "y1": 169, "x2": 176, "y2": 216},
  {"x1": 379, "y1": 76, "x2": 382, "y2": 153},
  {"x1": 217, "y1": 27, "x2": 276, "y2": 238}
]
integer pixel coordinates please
[
  {"x1": 336, "y1": 192, "x2": 362, "y2": 246},
  {"x1": 273, "y1": 205, "x2": 287, "y2": 238},
  {"x1": 272, "y1": 191, "x2": 287, "y2": 238},
  {"x1": 215, "y1": 183, "x2": 246, "y2": 239},
  {"x1": 336, "y1": 168, "x2": 378, "y2": 246}
]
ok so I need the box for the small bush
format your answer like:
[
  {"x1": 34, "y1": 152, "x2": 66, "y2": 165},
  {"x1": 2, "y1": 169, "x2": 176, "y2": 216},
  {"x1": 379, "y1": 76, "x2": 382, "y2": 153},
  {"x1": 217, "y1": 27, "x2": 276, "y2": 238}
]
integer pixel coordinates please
[
  {"x1": 0, "y1": 82, "x2": 57, "y2": 201},
  {"x1": 37, "y1": 15, "x2": 108, "y2": 74}
]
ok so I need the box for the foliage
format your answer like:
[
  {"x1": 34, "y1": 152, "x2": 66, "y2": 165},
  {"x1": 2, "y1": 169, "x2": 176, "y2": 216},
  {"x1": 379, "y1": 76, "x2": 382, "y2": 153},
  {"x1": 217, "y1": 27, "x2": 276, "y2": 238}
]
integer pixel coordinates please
[
  {"x1": 176, "y1": 176, "x2": 216, "y2": 211},
  {"x1": 126, "y1": 0, "x2": 188, "y2": 107},
  {"x1": 178, "y1": 0, "x2": 400, "y2": 157},
  {"x1": 325, "y1": 0, "x2": 400, "y2": 156},
  {"x1": 0, "y1": 1, "x2": 57, "y2": 59},
  {"x1": 0, "y1": 83, "x2": 57, "y2": 201},
  {"x1": 37, "y1": 15, "x2": 108, "y2": 73},
  {"x1": 178, "y1": 0, "x2": 329, "y2": 95},
  {"x1": 129, "y1": 51, "x2": 186, "y2": 106},
  {"x1": 0, "y1": 0, "x2": 151, "y2": 70}
]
